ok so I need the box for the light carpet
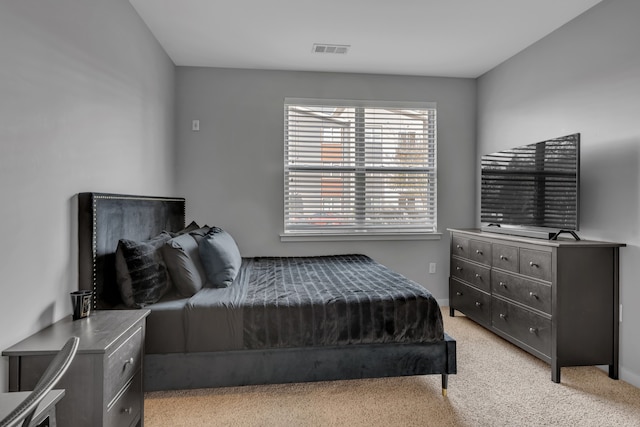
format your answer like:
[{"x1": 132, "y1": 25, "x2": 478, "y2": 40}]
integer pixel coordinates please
[{"x1": 144, "y1": 308, "x2": 640, "y2": 426}]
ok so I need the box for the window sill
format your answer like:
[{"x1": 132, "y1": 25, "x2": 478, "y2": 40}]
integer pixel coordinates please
[{"x1": 280, "y1": 232, "x2": 442, "y2": 242}]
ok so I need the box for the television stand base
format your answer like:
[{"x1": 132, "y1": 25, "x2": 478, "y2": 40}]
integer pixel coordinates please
[
  {"x1": 481, "y1": 226, "x2": 581, "y2": 241},
  {"x1": 550, "y1": 230, "x2": 581, "y2": 241}
]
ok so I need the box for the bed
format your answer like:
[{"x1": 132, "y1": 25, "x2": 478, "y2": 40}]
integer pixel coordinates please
[{"x1": 77, "y1": 192, "x2": 456, "y2": 395}]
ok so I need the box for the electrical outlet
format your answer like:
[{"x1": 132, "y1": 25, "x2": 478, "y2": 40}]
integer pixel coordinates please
[
  {"x1": 192, "y1": 119, "x2": 200, "y2": 131},
  {"x1": 429, "y1": 263, "x2": 436, "y2": 274}
]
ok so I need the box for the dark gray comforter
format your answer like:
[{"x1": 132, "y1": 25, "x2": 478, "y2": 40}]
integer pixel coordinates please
[{"x1": 178, "y1": 254, "x2": 444, "y2": 353}]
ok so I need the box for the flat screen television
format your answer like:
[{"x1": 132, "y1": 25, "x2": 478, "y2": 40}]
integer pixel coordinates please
[{"x1": 480, "y1": 133, "x2": 580, "y2": 240}]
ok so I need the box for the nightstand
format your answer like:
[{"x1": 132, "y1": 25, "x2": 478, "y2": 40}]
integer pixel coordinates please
[
  {"x1": 2, "y1": 309, "x2": 149, "y2": 427},
  {"x1": 0, "y1": 389, "x2": 65, "y2": 427}
]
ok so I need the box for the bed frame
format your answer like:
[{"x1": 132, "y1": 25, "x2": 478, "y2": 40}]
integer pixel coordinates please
[{"x1": 78, "y1": 192, "x2": 456, "y2": 395}]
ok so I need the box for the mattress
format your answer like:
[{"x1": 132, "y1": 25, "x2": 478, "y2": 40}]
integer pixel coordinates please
[
  {"x1": 147, "y1": 254, "x2": 444, "y2": 354},
  {"x1": 144, "y1": 293, "x2": 189, "y2": 353}
]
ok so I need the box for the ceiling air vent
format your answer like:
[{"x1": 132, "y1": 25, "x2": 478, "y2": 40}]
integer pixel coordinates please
[{"x1": 312, "y1": 44, "x2": 350, "y2": 55}]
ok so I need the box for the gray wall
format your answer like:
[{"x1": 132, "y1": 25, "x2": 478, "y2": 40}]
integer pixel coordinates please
[
  {"x1": 0, "y1": 0, "x2": 176, "y2": 391},
  {"x1": 477, "y1": 0, "x2": 640, "y2": 387},
  {"x1": 175, "y1": 67, "x2": 476, "y2": 302}
]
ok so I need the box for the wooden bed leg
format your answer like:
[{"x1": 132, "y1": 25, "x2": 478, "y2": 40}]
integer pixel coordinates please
[{"x1": 442, "y1": 374, "x2": 448, "y2": 397}]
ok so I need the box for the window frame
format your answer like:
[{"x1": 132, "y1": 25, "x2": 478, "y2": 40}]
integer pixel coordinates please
[{"x1": 282, "y1": 98, "x2": 439, "y2": 241}]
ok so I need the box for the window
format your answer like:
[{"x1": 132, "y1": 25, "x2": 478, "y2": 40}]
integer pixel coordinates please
[{"x1": 284, "y1": 98, "x2": 437, "y2": 236}]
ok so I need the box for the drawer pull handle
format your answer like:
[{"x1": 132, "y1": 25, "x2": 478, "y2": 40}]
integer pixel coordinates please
[
  {"x1": 499, "y1": 281, "x2": 506, "y2": 288},
  {"x1": 122, "y1": 407, "x2": 133, "y2": 414},
  {"x1": 529, "y1": 261, "x2": 539, "y2": 268},
  {"x1": 475, "y1": 301, "x2": 482, "y2": 307},
  {"x1": 456, "y1": 266, "x2": 462, "y2": 271},
  {"x1": 456, "y1": 291, "x2": 463, "y2": 296},
  {"x1": 529, "y1": 292, "x2": 538, "y2": 299},
  {"x1": 475, "y1": 273, "x2": 481, "y2": 279},
  {"x1": 476, "y1": 249, "x2": 482, "y2": 255},
  {"x1": 124, "y1": 357, "x2": 134, "y2": 366},
  {"x1": 529, "y1": 327, "x2": 538, "y2": 334},
  {"x1": 500, "y1": 255, "x2": 507, "y2": 261},
  {"x1": 499, "y1": 313, "x2": 506, "y2": 319},
  {"x1": 456, "y1": 244, "x2": 463, "y2": 250}
]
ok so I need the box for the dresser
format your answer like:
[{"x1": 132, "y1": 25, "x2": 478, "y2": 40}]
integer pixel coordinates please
[
  {"x1": 3, "y1": 309, "x2": 149, "y2": 427},
  {"x1": 448, "y1": 228, "x2": 624, "y2": 382}
]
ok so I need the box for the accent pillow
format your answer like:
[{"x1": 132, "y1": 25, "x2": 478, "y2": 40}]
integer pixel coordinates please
[
  {"x1": 189, "y1": 226, "x2": 211, "y2": 243},
  {"x1": 115, "y1": 232, "x2": 172, "y2": 307},
  {"x1": 162, "y1": 233, "x2": 208, "y2": 297},
  {"x1": 198, "y1": 227, "x2": 241, "y2": 288},
  {"x1": 167, "y1": 221, "x2": 201, "y2": 237}
]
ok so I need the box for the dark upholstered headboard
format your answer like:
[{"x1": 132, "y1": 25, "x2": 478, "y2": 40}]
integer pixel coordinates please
[{"x1": 78, "y1": 192, "x2": 186, "y2": 309}]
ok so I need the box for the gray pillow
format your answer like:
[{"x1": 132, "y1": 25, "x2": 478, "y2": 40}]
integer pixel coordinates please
[
  {"x1": 115, "y1": 232, "x2": 172, "y2": 307},
  {"x1": 189, "y1": 226, "x2": 211, "y2": 243},
  {"x1": 162, "y1": 233, "x2": 207, "y2": 297},
  {"x1": 198, "y1": 227, "x2": 241, "y2": 288},
  {"x1": 167, "y1": 221, "x2": 201, "y2": 237}
]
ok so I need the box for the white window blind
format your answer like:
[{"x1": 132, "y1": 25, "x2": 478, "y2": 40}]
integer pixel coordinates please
[{"x1": 284, "y1": 98, "x2": 437, "y2": 235}]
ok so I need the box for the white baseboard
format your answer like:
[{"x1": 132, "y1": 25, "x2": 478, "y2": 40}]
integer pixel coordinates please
[
  {"x1": 620, "y1": 366, "x2": 640, "y2": 389},
  {"x1": 579, "y1": 365, "x2": 639, "y2": 389}
]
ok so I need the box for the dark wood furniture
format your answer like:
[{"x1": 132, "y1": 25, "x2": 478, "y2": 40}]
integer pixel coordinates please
[
  {"x1": 77, "y1": 192, "x2": 456, "y2": 396},
  {"x1": 0, "y1": 390, "x2": 64, "y2": 427},
  {"x1": 448, "y1": 228, "x2": 624, "y2": 383},
  {"x1": 2, "y1": 310, "x2": 149, "y2": 427}
]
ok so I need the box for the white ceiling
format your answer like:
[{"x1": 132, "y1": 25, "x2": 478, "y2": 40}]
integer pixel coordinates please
[{"x1": 129, "y1": 0, "x2": 602, "y2": 78}]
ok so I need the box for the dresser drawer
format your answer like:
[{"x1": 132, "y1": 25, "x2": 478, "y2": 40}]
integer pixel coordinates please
[
  {"x1": 451, "y1": 279, "x2": 491, "y2": 326},
  {"x1": 491, "y1": 270, "x2": 552, "y2": 315},
  {"x1": 519, "y1": 248, "x2": 552, "y2": 282},
  {"x1": 492, "y1": 243, "x2": 519, "y2": 273},
  {"x1": 492, "y1": 297, "x2": 551, "y2": 357},
  {"x1": 105, "y1": 326, "x2": 143, "y2": 403},
  {"x1": 452, "y1": 235, "x2": 470, "y2": 258},
  {"x1": 105, "y1": 372, "x2": 141, "y2": 427},
  {"x1": 450, "y1": 258, "x2": 491, "y2": 292},
  {"x1": 469, "y1": 239, "x2": 492, "y2": 265}
]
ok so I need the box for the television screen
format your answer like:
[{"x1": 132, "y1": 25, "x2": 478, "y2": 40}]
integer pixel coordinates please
[{"x1": 481, "y1": 133, "x2": 580, "y2": 232}]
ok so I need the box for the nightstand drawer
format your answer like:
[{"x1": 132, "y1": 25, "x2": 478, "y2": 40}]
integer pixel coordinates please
[
  {"x1": 451, "y1": 279, "x2": 491, "y2": 326},
  {"x1": 492, "y1": 243, "x2": 519, "y2": 273},
  {"x1": 492, "y1": 297, "x2": 551, "y2": 357},
  {"x1": 520, "y1": 248, "x2": 552, "y2": 282},
  {"x1": 105, "y1": 372, "x2": 141, "y2": 427},
  {"x1": 492, "y1": 270, "x2": 552, "y2": 315},
  {"x1": 106, "y1": 326, "x2": 143, "y2": 403},
  {"x1": 451, "y1": 258, "x2": 491, "y2": 292}
]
